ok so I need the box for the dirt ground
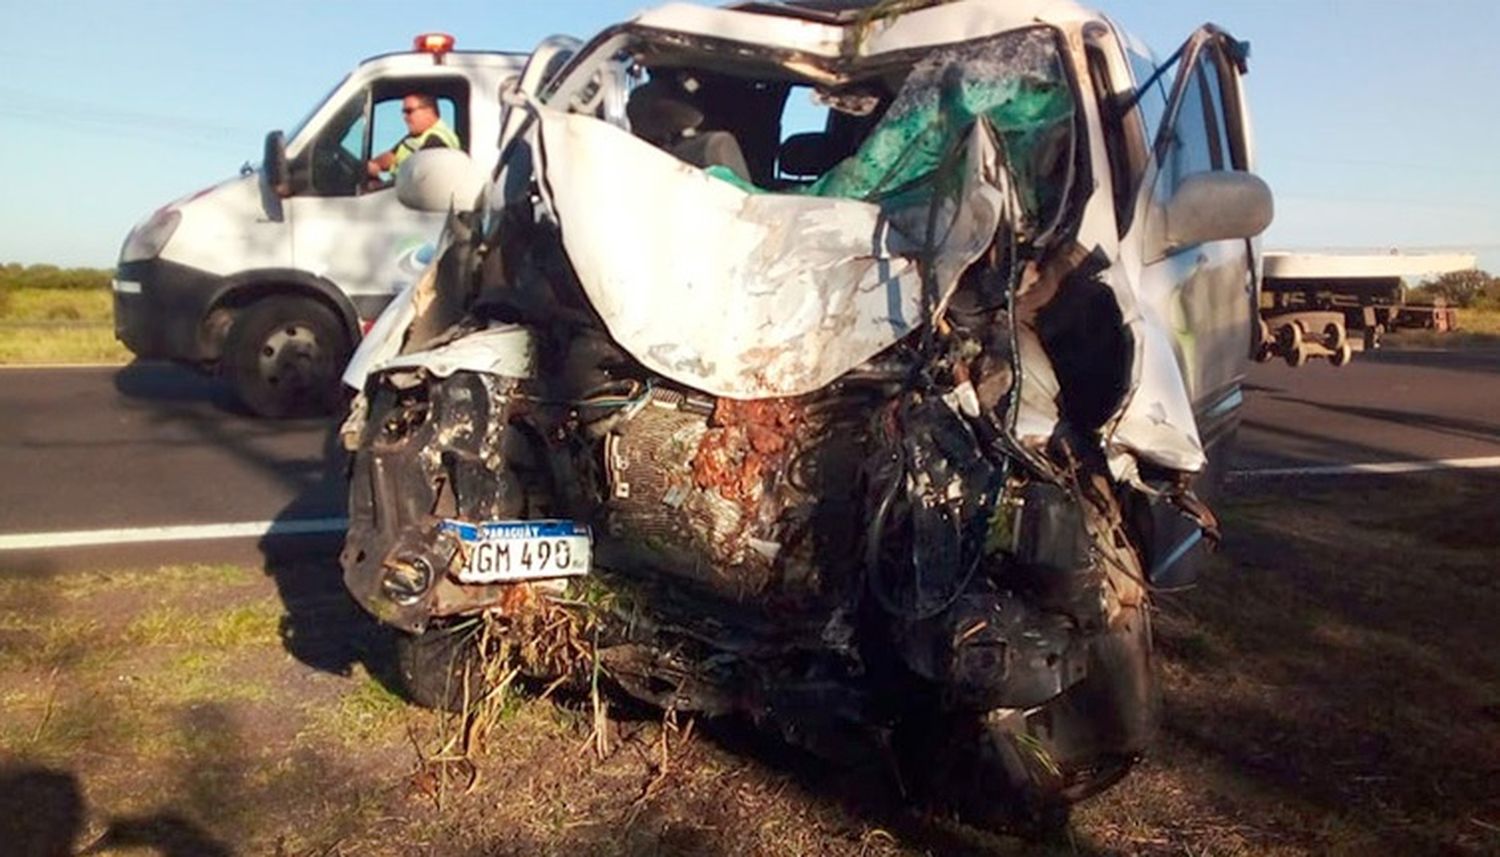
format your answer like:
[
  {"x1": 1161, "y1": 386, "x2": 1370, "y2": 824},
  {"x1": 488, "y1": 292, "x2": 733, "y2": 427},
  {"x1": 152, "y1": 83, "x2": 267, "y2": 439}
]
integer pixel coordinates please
[{"x1": 2, "y1": 472, "x2": 1497, "y2": 856}]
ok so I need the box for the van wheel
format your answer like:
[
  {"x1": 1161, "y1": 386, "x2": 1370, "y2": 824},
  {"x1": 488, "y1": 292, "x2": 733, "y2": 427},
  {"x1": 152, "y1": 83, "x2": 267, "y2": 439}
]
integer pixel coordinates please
[
  {"x1": 395, "y1": 622, "x2": 485, "y2": 712},
  {"x1": 224, "y1": 297, "x2": 350, "y2": 418},
  {"x1": 900, "y1": 605, "x2": 1156, "y2": 836}
]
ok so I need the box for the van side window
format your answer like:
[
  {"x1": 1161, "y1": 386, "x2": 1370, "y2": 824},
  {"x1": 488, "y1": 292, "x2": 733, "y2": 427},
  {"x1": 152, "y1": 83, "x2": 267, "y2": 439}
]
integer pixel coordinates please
[
  {"x1": 1160, "y1": 64, "x2": 1220, "y2": 193},
  {"x1": 302, "y1": 93, "x2": 369, "y2": 197},
  {"x1": 370, "y1": 96, "x2": 461, "y2": 161},
  {"x1": 293, "y1": 78, "x2": 470, "y2": 198},
  {"x1": 1126, "y1": 48, "x2": 1167, "y2": 155},
  {"x1": 1200, "y1": 51, "x2": 1247, "y2": 171}
]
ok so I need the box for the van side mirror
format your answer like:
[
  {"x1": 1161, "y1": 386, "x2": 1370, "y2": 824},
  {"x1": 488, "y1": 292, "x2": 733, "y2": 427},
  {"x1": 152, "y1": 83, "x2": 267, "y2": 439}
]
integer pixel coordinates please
[
  {"x1": 1161, "y1": 171, "x2": 1274, "y2": 255},
  {"x1": 263, "y1": 130, "x2": 291, "y2": 198},
  {"x1": 396, "y1": 149, "x2": 485, "y2": 213}
]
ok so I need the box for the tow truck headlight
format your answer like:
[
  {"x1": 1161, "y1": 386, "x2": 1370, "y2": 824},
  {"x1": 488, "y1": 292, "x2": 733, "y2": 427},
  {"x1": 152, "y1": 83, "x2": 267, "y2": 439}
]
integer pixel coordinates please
[{"x1": 121, "y1": 209, "x2": 181, "y2": 263}]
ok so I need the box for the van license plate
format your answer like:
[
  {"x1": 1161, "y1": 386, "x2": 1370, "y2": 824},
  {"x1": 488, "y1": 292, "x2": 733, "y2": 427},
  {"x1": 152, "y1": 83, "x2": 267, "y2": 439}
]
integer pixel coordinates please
[{"x1": 440, "y1": 520, "x2": 592, "y2": 584}]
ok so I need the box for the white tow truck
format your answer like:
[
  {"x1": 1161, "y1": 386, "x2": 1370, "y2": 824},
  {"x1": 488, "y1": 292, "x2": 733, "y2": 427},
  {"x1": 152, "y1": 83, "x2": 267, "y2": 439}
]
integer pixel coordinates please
[{"x1": 113, "y1": 35, "x2": 525, "y2": 417}]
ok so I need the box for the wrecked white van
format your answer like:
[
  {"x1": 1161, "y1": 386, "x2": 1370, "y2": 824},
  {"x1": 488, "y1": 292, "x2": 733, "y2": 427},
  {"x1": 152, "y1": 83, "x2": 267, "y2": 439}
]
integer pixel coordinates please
[{"x1": 339, "y1": 0, "x2": 1273, "y2": 829}]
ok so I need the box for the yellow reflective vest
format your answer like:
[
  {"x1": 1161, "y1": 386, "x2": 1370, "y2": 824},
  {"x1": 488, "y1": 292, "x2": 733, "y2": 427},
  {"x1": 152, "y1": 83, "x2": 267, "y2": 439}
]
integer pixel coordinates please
[{"x1": 390, "y1": 120, "x2": 460, "y2": 172}]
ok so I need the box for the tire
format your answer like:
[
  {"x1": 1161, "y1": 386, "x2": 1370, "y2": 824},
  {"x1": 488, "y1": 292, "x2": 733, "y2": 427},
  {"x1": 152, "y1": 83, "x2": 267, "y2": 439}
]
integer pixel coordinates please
[
  {"x1": 223, "y1": 296, "x2": 350, "y2": 418},
  {"x1": 1284, "y1": 339, "x2": 1307, "y2": 368},
  {"x1": 1322, "y1": 322, "x2": 1346, "y2": 351},
  {"x1": 1331, "y1": 342, "x2": 1353, "y2": 367},
  {"x1": 395, "y1": 622, "x2": 485, "y2": 712},
  {"x1": 900, "y1": 605, "x2": 1156, "y2": 836}
]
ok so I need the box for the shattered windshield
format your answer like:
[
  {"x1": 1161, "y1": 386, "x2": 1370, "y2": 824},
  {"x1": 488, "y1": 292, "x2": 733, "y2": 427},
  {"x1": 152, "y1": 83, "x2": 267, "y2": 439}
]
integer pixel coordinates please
[{"x1": 798, "y1": 29, "x2": 1074, "y2": 220}]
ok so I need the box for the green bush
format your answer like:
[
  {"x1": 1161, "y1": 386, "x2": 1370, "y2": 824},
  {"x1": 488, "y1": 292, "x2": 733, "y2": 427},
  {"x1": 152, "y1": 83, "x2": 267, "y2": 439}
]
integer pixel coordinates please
[
  {"x1": 0, "y1": 263, "x2": 113, "y2": 291},
  {"x1": 1413, "y1": 269, "x2": 1500, "y2": 309}
]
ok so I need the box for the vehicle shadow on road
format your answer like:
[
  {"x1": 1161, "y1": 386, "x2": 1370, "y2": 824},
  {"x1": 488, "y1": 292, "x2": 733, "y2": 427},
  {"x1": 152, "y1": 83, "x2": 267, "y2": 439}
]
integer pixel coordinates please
[
  {"x1": 257, "y1": 414, "x2": 400, "y2": 688},
  {"x1": 1262, "y1": 396, "x2": 1500, "y2": 445},
  {"x1": 112, "y1": 359, "x2": 250, "y2": 416}
]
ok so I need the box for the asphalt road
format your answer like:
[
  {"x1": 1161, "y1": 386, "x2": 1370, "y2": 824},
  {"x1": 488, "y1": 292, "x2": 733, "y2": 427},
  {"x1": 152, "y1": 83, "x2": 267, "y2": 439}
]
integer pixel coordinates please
[
  {"x1": 2, "y1": 350, "x2": 1498, "y2": 569},
  {"x1": 1237, "y1": 348, "x2": 1500, "y2": 470},
  {"x1": 0, "y1": 363, "x2": 345, "y2": 571}
]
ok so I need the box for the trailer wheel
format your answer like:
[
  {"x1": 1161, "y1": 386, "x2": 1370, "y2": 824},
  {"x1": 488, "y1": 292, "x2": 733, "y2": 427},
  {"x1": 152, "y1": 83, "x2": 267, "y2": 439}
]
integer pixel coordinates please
[
  {"x1": 1331, "y1": 342, "x2": 1353, "y2": 367},
  {"x1": 224, "y1": 296, "x2": 350, "y2": 418},
  {"x1": 1284, "y1": 339, "x2": 1307, "y2": 368},
  {"x1": 1322, "y1": 322, "x2": 1346, "y2": 351},
  {"x1": 1275, "y1": 322, "x2": 1300, "y2": 353},
  {"x1": 1254, "y1": 318, "x2": 1275, "y2": 363}
]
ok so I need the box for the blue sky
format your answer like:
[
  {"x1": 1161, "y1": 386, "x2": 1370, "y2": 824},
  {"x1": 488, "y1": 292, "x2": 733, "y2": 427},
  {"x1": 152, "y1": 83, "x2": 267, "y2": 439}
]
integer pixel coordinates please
[{"x1": 2, "y1": 0, "x2": 1496, "y2": 270}]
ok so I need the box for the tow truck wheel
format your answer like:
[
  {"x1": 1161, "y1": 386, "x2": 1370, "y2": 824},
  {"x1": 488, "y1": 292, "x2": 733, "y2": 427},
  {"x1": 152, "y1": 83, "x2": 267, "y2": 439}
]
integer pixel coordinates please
[{"x1": 224, "y1": 296, "x2": 350, "y2": 418}]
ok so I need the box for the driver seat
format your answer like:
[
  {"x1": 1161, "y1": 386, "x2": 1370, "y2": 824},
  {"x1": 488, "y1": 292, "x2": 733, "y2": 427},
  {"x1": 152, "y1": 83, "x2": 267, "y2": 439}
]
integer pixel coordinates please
[{"x1": 627, "y1": 79, "x2": 752, "y2": 184}]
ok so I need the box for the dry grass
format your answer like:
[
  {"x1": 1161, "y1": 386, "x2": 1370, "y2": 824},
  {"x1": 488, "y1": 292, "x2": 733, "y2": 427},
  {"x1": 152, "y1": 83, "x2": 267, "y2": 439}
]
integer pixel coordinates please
[
  {"x1": 2, "y1": 478, "x2": 1498, "y2": 855},
  {"x1": 1073, "y1": 472, "x2": 1500, "y2": 855},
  {"x1": 1458, "y1": 307, "x2": 1500, "y2": 335},
  {"x1": 0, "y1": 288, "x2": 113, "y2": 323},
  {"x1": 1386, "y1": 307, "x2": 1500, "y2": 350},
  {"x1": 0, "y1": 287, "x2": 129, "y2": 364}
]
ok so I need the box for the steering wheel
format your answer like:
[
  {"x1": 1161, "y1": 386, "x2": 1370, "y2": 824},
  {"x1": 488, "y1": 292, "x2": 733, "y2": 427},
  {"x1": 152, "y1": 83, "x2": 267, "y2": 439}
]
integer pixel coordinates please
[{"x1": 311, "y1": 142, "x2": 365, "y2": 195}]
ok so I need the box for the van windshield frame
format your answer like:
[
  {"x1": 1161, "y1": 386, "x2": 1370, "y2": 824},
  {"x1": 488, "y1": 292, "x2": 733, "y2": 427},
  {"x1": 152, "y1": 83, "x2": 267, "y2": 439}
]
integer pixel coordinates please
[{"x1": 285, "y1": 72, "x2": 353, "y2": 146}]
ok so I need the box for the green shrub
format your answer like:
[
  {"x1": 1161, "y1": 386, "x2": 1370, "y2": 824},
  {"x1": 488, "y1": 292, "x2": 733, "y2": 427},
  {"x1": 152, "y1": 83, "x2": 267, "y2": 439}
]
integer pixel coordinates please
[{"x1": 1414, "y1": 269, "x2": 1499, "y2": 309}]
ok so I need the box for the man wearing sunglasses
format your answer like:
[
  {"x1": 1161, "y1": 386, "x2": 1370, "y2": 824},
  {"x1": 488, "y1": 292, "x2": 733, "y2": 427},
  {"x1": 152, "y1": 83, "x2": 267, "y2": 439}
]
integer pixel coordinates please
[{"x1": 366, "y1": 94, "x2": 460, "y2": 182}]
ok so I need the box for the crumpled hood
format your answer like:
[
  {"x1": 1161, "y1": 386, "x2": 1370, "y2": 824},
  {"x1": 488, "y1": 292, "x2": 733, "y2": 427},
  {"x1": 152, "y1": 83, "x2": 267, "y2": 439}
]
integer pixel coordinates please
[{"x1": 535, "y1": 105, "x2": 1009, "y2": 399}]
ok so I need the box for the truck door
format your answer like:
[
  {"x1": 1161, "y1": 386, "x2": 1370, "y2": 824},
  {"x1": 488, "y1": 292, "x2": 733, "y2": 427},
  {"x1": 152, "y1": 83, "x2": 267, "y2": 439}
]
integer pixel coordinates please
[{"x1": 284, "y1": 76, "x2": 471, "y2": 323}]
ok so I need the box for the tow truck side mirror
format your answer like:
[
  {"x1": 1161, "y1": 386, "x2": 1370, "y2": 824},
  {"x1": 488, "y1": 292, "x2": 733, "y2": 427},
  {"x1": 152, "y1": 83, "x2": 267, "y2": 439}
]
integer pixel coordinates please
[
  {"x1": 263, "y1": 130, "x2": 291, "y2": 198},
  {"x1": 396, "y1": 149, "x2": 486, "y2": 213},
  {"x1": 1161, "y1": 171, "x2": 1274, "y2": 256}
]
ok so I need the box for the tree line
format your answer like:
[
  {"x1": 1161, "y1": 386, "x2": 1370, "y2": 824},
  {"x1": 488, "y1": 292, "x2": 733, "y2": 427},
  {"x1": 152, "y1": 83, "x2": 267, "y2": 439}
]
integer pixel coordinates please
[
  {"x1": 1, "y1": 263, "x2": 113, "y2": 291},
  {"x1": 1409, "y1": 270, "x2": 1500, "y2": 311}
]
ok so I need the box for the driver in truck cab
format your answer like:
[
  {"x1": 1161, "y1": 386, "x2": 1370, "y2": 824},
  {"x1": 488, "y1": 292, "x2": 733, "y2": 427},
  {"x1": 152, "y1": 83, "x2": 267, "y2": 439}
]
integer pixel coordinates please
[{"x1": 366, "y1": 93, "x2": 459, "y2": 181}]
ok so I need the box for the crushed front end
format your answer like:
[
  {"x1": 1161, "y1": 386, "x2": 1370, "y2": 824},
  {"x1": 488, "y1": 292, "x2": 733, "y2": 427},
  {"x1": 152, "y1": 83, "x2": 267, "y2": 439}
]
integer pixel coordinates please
[{"x1": 339, "y1": 1, "x2": 1223, "y2": 827}]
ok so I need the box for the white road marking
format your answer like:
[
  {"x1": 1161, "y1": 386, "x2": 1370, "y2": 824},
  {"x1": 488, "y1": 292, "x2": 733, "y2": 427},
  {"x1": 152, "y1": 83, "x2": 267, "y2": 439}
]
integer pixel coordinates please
[
  {"x1": 7, "y1": 456, "x2": 1500, "y2": 550},
  {"x1": 0, "y1": 518, "x2": 348, "y2": 551},
  {"x1": 0, "y1": 362, "x2": 131, "y2": 370},
  {"x1": 1232, "y1": 455, "x2": 1500, "y2": 479}
]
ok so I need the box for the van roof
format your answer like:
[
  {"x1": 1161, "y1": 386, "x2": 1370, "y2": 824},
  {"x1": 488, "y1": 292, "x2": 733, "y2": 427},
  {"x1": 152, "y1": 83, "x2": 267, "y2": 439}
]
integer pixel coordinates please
[
  {"x1": 630, "y1": 0, "x2": 1102, "y2": 57},
  {"x1": 359, "y1": 48, "x2": 529, "y2": 69}
]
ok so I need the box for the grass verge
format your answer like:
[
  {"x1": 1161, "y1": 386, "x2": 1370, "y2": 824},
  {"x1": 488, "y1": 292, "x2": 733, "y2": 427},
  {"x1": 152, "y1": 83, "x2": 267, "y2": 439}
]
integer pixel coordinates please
[
  {"x1": 2, "y1": 479, "x2": 1498, "y2": 855},
  {"x1": 1385, "y1": 306, "x2": 1500, "y2": 350},
  {"x1": 0, "y1": 287, "x2": 129, "y2": 365}
]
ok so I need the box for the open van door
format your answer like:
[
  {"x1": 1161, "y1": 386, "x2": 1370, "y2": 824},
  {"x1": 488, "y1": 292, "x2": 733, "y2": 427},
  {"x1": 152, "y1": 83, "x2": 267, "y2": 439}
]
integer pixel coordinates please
[{"x1": 1124, "y1": 27, "x2": 1274, "y2": 585}]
